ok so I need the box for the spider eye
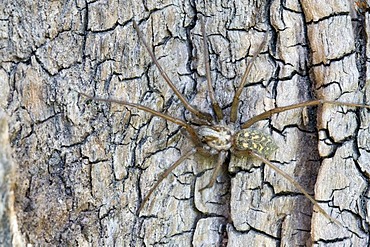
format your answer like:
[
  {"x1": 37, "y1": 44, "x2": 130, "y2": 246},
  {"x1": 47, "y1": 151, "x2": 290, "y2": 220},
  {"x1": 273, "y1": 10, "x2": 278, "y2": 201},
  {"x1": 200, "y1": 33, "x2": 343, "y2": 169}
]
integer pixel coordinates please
[{"x1": 234, "y1": 129, "x2": 277, "y2": 156}]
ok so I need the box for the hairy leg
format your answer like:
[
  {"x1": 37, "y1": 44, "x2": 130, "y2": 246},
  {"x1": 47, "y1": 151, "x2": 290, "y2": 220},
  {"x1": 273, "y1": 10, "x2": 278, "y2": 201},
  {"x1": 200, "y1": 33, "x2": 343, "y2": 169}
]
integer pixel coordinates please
[
  {"x1": 200, "y1": 17, "x2": 223, "y2": 122},
  {"x1": 133, "y1": 20, "x2": 213, "y2": 122},
  {"x1": 230, "y1": 33, "x2": 268, "y2": 123},
  {"x1": 245, "y1": 150, "x2": 341, "y2": 226},
  {"x1": 241, "y1": 99, "x2": 370, "y2": 129},
  {"x1": 199, "y1": 150, "x2": 228, "y2": 191},
  {"x1": 138, "y1": 148, "x2": 197, "y2": 214}
]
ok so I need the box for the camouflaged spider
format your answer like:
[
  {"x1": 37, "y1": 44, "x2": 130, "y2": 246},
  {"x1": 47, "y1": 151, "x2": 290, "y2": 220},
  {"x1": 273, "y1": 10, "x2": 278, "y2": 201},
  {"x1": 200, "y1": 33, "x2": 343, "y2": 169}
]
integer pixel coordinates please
[{"x1": 80, "y1": 18, "x2": 370, "y2": 224}]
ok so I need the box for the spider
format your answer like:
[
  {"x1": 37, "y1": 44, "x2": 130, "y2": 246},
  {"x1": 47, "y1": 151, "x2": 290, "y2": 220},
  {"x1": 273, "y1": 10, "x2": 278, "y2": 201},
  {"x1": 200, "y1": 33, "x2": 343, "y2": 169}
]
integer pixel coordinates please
[{"x1": 79, "y1": 18, "x2": 370, "y2": 225}]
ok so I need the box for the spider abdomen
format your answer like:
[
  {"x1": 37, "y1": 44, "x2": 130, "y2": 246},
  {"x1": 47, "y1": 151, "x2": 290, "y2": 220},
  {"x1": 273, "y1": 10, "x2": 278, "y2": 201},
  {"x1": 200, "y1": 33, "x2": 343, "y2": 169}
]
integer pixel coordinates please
[{"x1": 234, "y1": 129, "x2": 277, "y2": 156}]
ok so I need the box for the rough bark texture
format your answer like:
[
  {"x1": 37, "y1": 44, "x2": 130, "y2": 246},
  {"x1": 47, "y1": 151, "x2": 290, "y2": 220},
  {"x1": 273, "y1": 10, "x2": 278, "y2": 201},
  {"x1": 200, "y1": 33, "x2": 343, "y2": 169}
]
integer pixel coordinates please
[{"x1": 1, "y1": 0, "x2": 369, "y2": 246}]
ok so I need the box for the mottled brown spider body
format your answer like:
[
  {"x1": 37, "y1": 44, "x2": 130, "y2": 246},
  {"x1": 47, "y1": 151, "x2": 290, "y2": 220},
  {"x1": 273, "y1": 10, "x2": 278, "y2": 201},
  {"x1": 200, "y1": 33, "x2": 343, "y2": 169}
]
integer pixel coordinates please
[
  {"x1": 198, "y1": 123, "x2": 276, "y2": 156},
  {"x1": 79, "y1": 17, "x2": 370, "y2": 225}
]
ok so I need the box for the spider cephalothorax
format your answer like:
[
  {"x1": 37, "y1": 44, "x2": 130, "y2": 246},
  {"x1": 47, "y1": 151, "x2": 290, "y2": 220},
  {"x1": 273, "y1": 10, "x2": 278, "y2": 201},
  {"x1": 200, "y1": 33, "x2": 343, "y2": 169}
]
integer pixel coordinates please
[
  {"x1": 198, "y1": 125, "x2": 234, "y2": 153},
  {"x1": 80, "y1": 17, "x2": 370, "y2": 225}
]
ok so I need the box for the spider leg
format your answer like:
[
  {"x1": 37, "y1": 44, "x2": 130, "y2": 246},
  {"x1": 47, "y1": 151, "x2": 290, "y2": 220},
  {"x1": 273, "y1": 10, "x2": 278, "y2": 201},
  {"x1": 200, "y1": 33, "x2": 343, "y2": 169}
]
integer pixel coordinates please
[
  {"x1": 133, "y1": 21, "x2": 213, "y2": 123},
  {"x1": 199, "y1": 150, "x2": 228, "y2": 191},
  {"x1": 230, "y1": 33, "x2": 268, "y2": 123},
  {"x1": 241, "y1": 99, "x2": 370, "y2": 129},
  {"x1": 79, "y1": 92, "x2": 202, "y2": 146},
  {"x1": 244, "y1": 150, "x2": 341, "y2": 226},
  {"x1": 200, "y1": 17, "x2": 223, "y2": 122},
  {"x1": 138, "y1": 148, "x2": 198, "y2": 214}
]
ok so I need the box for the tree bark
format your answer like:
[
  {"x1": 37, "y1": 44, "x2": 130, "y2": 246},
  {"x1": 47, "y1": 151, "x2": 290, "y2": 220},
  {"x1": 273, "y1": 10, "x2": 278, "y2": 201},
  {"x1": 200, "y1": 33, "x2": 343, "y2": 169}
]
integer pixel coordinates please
[{"x1": 1, "y1": 0, "x2": 369, "y2": 246}]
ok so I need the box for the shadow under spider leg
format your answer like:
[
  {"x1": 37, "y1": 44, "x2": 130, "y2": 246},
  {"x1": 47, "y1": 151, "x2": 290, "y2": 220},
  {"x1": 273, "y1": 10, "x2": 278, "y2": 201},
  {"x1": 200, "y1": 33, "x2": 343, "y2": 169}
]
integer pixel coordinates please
[{"x1": 79, "y1": 18, "x2": 370, "y2": 226}]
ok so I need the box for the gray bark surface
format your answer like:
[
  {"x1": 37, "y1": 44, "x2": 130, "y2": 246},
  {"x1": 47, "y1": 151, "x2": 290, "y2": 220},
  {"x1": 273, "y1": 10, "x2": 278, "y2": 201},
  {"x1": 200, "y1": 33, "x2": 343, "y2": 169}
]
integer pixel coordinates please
[{"x1": 0, "y1": 0, "x2": 369, "y2": 246}]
